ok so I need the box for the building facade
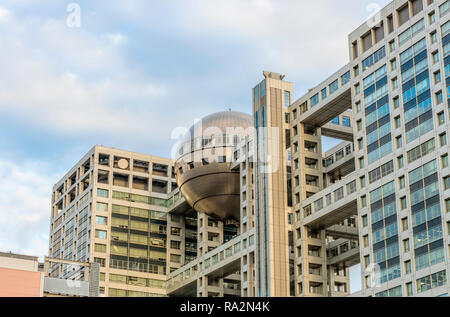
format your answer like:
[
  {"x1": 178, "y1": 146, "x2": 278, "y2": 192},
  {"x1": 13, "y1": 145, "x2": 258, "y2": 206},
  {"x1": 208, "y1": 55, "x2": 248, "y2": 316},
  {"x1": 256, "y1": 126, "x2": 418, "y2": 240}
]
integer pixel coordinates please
[
  {"x1": 49, "y1": 0, "x2": 450, "y2": 297},
  {"x1": 289, "y1": 0, "x2": 450, "y2": 297},
  {"x1": 48, "y1": 146, "x2": 176, "y2": 297}
]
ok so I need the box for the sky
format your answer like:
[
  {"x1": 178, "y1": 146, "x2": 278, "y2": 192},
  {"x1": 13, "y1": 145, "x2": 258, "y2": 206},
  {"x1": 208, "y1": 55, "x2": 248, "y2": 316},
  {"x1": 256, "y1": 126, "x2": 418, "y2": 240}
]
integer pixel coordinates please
[{"x1": 0, "y1": 0, "x2": 391, "y2": 293}]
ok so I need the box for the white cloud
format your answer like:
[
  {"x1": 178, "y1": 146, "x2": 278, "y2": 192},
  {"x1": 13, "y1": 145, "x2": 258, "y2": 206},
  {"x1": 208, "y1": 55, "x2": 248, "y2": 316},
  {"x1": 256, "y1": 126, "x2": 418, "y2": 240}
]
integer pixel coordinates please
[
  {"x1": 104, "y1": 32, "x2": 128, "y2": 46},
  {"x1": 0, "y1": 159, "x2": 58, "y2": 258},
  {"x1": 0, "y1": 5, "x2": 10, "y2": 22},
  {"x1": 0, "y1": 16, "x2": 171, "y2": 138}
]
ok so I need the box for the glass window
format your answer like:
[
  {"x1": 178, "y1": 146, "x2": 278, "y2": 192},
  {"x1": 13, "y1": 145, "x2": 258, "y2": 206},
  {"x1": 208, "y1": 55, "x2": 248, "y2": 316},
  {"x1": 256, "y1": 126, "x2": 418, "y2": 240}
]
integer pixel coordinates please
[
  {"x1": 284, "y1": 91, "x2": 291, "y2": 107},
  {"x1": 310, "y1": 94, "x2": 319, "y2": 107},
  {"x1": 97, "y1": 188, "x2": 109, "y2": 198},
  {"x1": 342, "y1": 117, "x2": 351, "y2": 127},
  {"x1": 96, "y1": 202, "x2": 108, "y2": 212},
  {"x1": 329, "y1": 80, "x2": 339, "y2": 94},
  {"x1": 96, "y1": 216, "x2": 108, "y2": 226},
  {"x1": 95, "y1": 230, "x2": 107, "y2": 240}
]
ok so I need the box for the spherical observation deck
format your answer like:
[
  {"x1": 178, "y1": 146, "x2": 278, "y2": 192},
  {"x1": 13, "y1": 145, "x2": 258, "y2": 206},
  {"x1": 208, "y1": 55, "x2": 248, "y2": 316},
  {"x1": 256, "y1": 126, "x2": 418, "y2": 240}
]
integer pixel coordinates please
[{"x1": 174, "y1": 110, "x2": 253, "y2": 220}]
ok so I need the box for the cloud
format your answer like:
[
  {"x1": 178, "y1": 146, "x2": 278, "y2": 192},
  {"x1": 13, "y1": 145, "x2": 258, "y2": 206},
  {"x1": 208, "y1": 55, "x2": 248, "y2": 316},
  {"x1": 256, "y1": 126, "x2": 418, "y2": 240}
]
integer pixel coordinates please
[
  {"x1": 0, "y1": 5, "x2": 10, "y2": 22},
  {"x1": 104, "y1": 32, "x2": 127, "y2": 46},
  {"x1": 0, "y1": 16, "x2": 170, "y2": 138},
  {"x1": 0, "y1": 159, "x2": 59, "y2": 258}
]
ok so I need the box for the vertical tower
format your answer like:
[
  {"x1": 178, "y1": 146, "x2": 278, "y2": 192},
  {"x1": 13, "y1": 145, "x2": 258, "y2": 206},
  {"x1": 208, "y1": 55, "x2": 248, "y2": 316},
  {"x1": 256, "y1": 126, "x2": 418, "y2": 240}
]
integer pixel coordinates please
[{"x1": 253, "y1": 71, "x2": 293, "y2": 297}]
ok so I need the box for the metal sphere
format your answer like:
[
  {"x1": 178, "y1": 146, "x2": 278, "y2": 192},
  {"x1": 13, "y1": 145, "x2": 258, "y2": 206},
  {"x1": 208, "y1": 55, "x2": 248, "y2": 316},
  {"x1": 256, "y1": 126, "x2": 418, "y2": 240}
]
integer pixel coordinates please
[{"x1": 175, "y1": 110, "x2": 253, "y2": 220}]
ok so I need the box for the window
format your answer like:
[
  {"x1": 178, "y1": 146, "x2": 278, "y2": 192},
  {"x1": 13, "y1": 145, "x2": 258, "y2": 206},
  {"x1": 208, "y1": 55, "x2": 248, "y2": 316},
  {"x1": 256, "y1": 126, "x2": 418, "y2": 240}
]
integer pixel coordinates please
[
  {"x1": 403, "y1": 240, "x2": 410, "y2": 253},
  {"x1": 359, "y1": 157, "x2": 365, "y2": 169},
  {"x1": 442, "y1": 154, "x2": 449, "y2": 168},
  {"x1": 400, "y1": 197, "x2": 407, "y2": 210},
  {"x1": 361, "y1": 195, "x2": 367, "y2": 208},
  {"x1": 284, "y1": 91, "x2": 291, "y2": 107},
  {"x1": 436, "y1": 91, "x2": 443, "y2": 104},
  {"x1": 401, "y1": 218, "x2": 409, "y2": 231},
  {"x1": 355, "y1": 101, "x2": 361, "y2": 113},
  {"x1": 444, "y1": 176, "x2": 450, "y2": 190},
  {"x1": 171, "y1": 227, "x2": 181, "y2": 236},
  {"x1": 95, "y1": 230, "x2": 107, "y2": 240},
  {"x1": 96, "y1": 216, "x2": 108, "y2": 226},
  {"x1": 363, "y1": 235, "x2": 369, "y2": 248},
  {"x1": 357, "y1": 120, "x2": 362, "y2": 131},
  {"x1": 96, "y1": 202, "x2": 108, "y2": 212},
  {"x1": 406, "y1": 282, "x2": 413, "y2": 296},
  {"x1": 393, "y1": 97, "x2": 400, "y2": 109},
  {"x1": 360, "y1": 176, "x2": 366, "y2": 188},
  {"x1": 390, "y1": 58, "x2": 397, "y2": 71},
  {"x1": 434, "y1": 71, "x2": 441, "y2": 84},
  {"x1": 94, "y1": 258, "x2": 106, "y2": 268},
  {"x1": 329, "y1": 80, "x2": 339, "y2": 94},
  {"x1": 310, "y1": 94, "x2": 319, "y2": 107},
  {"x1": 394, "y1": 116, "x2": 401, "y2": 129},
  {"x1": 416, "y1": 271, "x2": 447, "y2": 293},
  {"x1": 362, "y1": 215, "x2": 368, "y2": 227},
  {"x1": 98, "y1": 170, "x2": 109, "y2": 184},
  {"x1": 429, "y1": 11, "x2": 436, "y2": 24},
  {"x1": 430, "y1": 31, "x2": 437, "y2": 44},
  {"x1": 321, "y1": 88, "x2": 327, "y2": 100},
  {"x1": 405, "y1": 260, "x2": 411, "y2": 274},
  {"x1": 341, "y1": 71, "x2": 350, "y2": 86},
  {"x1": 432, "y1": 51, "x2": 440, "y2": 64},
  {"x1": 97, "y1": 188, "x2": 109, "y2": 198},
  {"x1": 364, "y1": 255, "x2": 370, "y2": 268},
  {"x1": 170, "y1": 240, "x2": 181, "y2": 250},
  {"x1": 399, "y1": 176, "x2": 405, "y2": 189},
  {"x1": 358, "y1": 138, "x2": 364, "y2": 150},
  {"x1": 396, "y1": 135, "x2": 403, "y2": 149},
  {"x1": 94, "y1": 243, "x2": 107, "y2": 253},
  {"x1": 440, "y1": 133, "x2": 447, "y2": 147},
  {"x1": 342, "y1": 117, "x2": 351, "y2": 127},
  {"x1": 398, "y1": 156, "x2": 404, "y2": 169},
  {"x1": 391, "y1": 77, "x2": 398, "y2": 90},
  {"x1": 438, "y1": 112, "x2": 445, "y2": 126},
  {"x1": 389, "y1": 40, "x2": 395, "y2": 52}
]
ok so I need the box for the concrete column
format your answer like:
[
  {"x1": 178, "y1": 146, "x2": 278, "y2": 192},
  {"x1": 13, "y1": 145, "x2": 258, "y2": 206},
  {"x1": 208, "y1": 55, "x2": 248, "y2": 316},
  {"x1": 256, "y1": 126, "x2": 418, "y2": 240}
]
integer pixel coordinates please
[{"x1": 196, "y1": 213, "x2": 225, "y2": 297}]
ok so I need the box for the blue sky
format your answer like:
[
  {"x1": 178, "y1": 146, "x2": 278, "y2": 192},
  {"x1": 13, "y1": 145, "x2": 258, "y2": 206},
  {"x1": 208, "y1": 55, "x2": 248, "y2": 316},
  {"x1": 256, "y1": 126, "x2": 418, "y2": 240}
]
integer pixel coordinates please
[{"x1": 0, "y1": 0, "x2": 391, "y2": 293}]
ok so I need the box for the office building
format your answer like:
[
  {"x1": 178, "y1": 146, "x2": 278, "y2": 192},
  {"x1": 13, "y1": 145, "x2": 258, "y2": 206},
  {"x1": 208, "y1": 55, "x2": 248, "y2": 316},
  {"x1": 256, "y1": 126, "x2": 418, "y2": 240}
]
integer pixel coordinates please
[
  {"x1": 49, "y1": 0, "x2": 450, "y2": 297},
  {"x1": 48, "y1": 146, "x2": 175, "y2": 297}
]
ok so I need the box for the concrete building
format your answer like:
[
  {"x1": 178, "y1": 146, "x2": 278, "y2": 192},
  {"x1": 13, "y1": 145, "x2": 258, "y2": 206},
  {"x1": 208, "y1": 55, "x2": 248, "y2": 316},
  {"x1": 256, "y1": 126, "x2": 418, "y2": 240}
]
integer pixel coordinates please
[
  {"x1": 48, "y1": 146, "x2": 175, "y2": 297},
  {"x1": 288, "y1": 0, "x2": 450, "y2": 297},
  {"x1": 48, "y1": 0, "x2": 450, "y2": 297},
  {"x1": 0, "y1": 252, "x2": 98, "y2": 297}
]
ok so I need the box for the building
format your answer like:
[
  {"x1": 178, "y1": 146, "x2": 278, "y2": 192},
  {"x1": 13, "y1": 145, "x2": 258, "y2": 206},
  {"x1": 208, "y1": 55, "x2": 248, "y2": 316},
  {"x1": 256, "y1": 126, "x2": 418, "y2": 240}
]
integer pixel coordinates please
[
  {"x1": 0, "y1": 252, "x2": 98, "y2": 297},
  {"x1": 49, "y1": 0, "x2": 450, "y2": 297},
  {"x1": 0, "y1": 252, "x2": 44, "y2": 297},
  {"x1": 48, "y1": 146, "x2": 175, "y2": 297},
  {"x1": 288, "y1": 0, "x2": 450, "y2": 297}
]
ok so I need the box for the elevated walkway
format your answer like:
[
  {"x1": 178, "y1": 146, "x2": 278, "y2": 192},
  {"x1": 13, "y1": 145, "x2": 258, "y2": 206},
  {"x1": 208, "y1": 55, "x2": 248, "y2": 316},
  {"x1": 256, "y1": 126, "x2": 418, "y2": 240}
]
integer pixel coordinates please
[
  {"x1": 327, "y1": 239, "x2": 360, "y2": 267},
  {"x1": 167, "y1": 230, "x2": 256, "y2": 296},
  {"x1": 292, "y1": 64, "x2": 352, "y2": 128},
  {"x1": 301, "y1": 172, "x2": 359, "y2": 230}
]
